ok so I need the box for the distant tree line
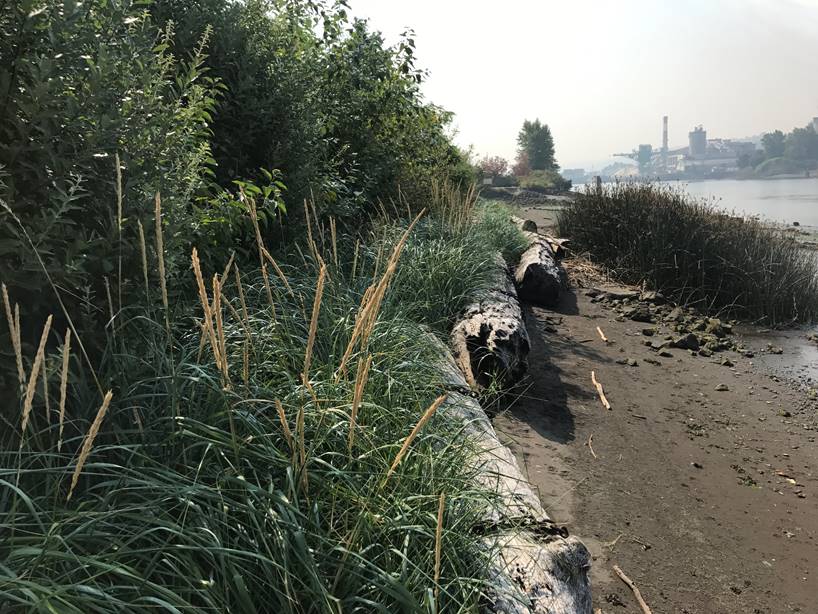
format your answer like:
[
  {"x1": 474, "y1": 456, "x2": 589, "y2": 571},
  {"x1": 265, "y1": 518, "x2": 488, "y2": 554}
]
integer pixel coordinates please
[{"x1": 739, "y1": 122, "x2": 818, "y2": 170}]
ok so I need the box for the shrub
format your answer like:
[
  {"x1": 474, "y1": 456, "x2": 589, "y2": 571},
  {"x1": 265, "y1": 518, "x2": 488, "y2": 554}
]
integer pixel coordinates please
[
  {"x1": 519, "y1": 170, "x2": 572, "y2": 192},
  {"x1": 557, "y1": 182, "x2": 818, "y2": 323},
  {"x1": 0, "y1": 0, "x2": 219, "y2": 358}
]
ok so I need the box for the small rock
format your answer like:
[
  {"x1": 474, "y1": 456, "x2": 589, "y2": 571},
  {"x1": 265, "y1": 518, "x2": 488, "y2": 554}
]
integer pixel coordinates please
[
  {"x1": 720, "y1": 357, "x2": 734, "y2": 367},
  {"x1": 658, "y1": 350, "x2": 673, "y2": 358},
  {"x1": 626, "y1": 358, "x2": 639, "y2": 367},
  {"x1": 641, "y1": 328, "x2": 656, "y2": 337},
  {"x1": 705, "y1": 318, "x2": 726, "y2": 338},
  {"x1": 624, "y1": 305, "x2": 653, "y2": 323},
  {"x1": 699, "y1": 347, "x2": 713, "y2": 357},
  {"x1": 779, "y1": 409, "x2": 792, "y2": 417},
  {"x1": 715, "y1": 383, "x2": 729, "y2": 391},
  {"x1": 691, "y1": 462, "x2": 703, "y2": 469},
  {"x1": 766, "y1": 344, "x2": 783, "y2": 355},
  {"x1": 644, "y1": 357, "x2": 661, "y2": 365},
  {"x1": 666, "y1": 306, "x2": 685, "y2": 322},
  {"x1": 639, "y1": 290, "x2": 666, "y2": 304},
  {"x1": 671, "y1": 332, "x2": 700, "y2": 351}
]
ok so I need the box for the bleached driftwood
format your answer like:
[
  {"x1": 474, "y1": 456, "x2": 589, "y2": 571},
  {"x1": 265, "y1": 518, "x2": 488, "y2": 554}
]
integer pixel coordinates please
[
  {"x1": 514, "y1": 232, "x2": 567, "y2": 308},
  {"x1": 434, "y1": 340, "x2": 593, "y2": 613},
  {"x1": 510, "y1": 216, "x2": 569, "y2": 260},
  {"x1": 451, "y1": 255, "x2": 530, "y2": 390}
]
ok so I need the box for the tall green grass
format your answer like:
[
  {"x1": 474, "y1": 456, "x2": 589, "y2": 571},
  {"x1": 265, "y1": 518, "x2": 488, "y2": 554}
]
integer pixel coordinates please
[
  {"x1": 1, "y1": 200, "x2": 525, "y2": 612},
  {"x1": 558, "y1": 182, "x2": 818, "y2": 323}
]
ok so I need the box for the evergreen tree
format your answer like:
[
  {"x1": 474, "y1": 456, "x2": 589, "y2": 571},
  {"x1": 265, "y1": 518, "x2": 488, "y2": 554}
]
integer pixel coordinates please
[{"x1": 517, "y1": 119, "x2": 558, "y2": 170}]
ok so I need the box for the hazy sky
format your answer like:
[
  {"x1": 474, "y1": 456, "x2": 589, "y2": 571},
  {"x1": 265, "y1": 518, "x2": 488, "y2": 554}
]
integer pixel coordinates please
[{"x1": 349, "y1": 0, "x2": 818, "y2": 169}]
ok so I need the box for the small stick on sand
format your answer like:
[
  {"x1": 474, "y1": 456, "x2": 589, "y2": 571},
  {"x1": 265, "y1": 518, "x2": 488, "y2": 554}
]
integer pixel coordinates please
[
  {"x1": 613, "y1": 564, "x2": 653, "y2": 614},
  {"x1": 591, "y1": 370, "x2": 611, "y2": 410},
  {"x1": 596, "y1": 326, "x2": 610, "y2": 343},
  {"x1": 587, "y1": 433, "x2": 597, "y2": 458}
]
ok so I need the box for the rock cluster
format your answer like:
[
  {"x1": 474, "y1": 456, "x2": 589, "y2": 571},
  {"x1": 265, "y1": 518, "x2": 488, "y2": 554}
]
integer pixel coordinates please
[{"x1": 586, "y1": 288, "x2": 752, "y2": 358}]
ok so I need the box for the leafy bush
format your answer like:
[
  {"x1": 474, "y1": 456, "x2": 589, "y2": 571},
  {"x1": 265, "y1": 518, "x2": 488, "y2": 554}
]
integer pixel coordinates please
[
  {"x1": 0, "y1": 0, "x2": 472, "y2": 369},
  {"x1": 0, "y1": 0, "x2": 219, "y2": 360},
  {"x1": 519, "y1": 170, "x2": 572, "y2": 192},
  {"x1": 558, "y1": 182, "x2": 818, "y2": 323}
]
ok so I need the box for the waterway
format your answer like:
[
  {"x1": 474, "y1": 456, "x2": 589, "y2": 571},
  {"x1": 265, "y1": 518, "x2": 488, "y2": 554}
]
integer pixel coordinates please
[{"x1": 665, "y1": 177, "x2": 818, "y2": 226}]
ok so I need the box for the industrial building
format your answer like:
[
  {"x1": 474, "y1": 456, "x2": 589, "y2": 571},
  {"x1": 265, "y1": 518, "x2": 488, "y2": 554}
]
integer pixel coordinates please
[{"x1": 614, "y1": 117, "x2": 759, "y2": 176}]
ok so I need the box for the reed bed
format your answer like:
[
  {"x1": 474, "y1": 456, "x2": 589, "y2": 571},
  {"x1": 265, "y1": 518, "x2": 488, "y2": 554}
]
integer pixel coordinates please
[
  {"x1": 558, "y1": 182, "x2": 818, "y2": 323},
  {"x1": 0, "y1": 198, "x2": 526, "y2": 612}
]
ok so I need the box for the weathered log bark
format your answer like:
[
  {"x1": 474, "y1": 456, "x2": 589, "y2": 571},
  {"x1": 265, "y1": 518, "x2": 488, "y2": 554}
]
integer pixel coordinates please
[
  {"x1": 433, "y1": 341, "x2": 593, "y2": 614},
  {"x1": 515, "y1": 233, "x2": 568, "y2": 308},
  {"x1": 451, "y1": 255, "x2": 530, "y2": 389}
]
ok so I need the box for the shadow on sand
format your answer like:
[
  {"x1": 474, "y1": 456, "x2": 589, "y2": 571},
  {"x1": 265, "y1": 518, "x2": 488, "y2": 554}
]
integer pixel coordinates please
[{"x1": 499, "y1": 290, "x2": 610, "y2": 444}]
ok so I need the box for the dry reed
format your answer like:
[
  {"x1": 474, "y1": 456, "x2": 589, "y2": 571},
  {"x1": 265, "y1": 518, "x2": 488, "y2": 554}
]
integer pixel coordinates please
[
  {"x1": 234, "y1": 265, "x2": 250, "y2": 328},
  {"x1": 104, "y1": 276, "x2": 115, "y2": 333},
  {"x1": 261, "y1": 247, "x2": 294, "y2": 297},
  {"x1": 154, "y1": 192, "x2": 169, "y2": 332},
  {"x1": 337, "y1": 211, "x2": 424, "y2": 378},
  {"x1": 115, "y1": 152, "x2": 123, "y2": 313},
  {"x1": 248, "y1": 198, "x2": 275, "y2": 311},
  {"x1": 137, "y1": 220, "x2": 150, "y2": 300},
  {"x1": 66, "y1": 390, "x2": 113, "y2": 502},
  {"x1": 2, "y1": 283, "x2": 25, "y2": 385},
  {"x1": 347, "y1": 353, "x2": 372, "y2": 453},
  {"x1": 191, "y1": 248, "x2": 223, "y2": 372},
  {"x1": 384, "y1": 394, "x2": 446, "y2": 484},
  {"x1": 58, "y1": 328, "x2": 71, "y2": 452},
  {"x1": 296, "y1": 403, "x2": 307, "y2": 491},
  {"x1": 41, "y1": 353, "x2": 50, "y2": 423},
  {"x1": 20, "y1": 315, "x2": 53, "y2": 447},
  {"x1": 434, "y1": 491, "x2": 446, "y2": 602},
  {"x1": 351, "y1": 238, "x2": 360, "y2": 279},
  {"x1": 330, "y1": 217, "x2": 338, "y2": 268},
  {"x1": 212, "y1": 274, "x2": 230, "y2": 384},
  {"x1": 275, "y1": 399, "x2": 295, "y2": 456},
  {"x1": 302, "y1": 264, "x2": 326, "y2": 384}
]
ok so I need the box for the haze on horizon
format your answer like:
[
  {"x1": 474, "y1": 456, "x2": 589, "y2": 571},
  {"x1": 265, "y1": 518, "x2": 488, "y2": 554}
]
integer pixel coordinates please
[{"x1": 350, "y1": 0, "x2": 818, "y2": 170}]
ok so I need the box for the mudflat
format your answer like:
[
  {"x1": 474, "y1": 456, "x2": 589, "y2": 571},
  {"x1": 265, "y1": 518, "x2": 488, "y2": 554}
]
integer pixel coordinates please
[{"x1": 494, "y1": 273, "x2": 818, "y2": 613}]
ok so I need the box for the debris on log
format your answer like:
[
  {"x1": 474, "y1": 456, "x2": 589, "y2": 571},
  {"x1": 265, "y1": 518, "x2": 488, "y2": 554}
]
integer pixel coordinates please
[{"x1": 451, "y1": 255, "x2": 530, "y2": 389}]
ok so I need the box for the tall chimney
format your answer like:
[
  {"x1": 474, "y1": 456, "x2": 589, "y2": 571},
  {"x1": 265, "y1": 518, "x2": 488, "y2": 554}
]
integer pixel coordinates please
[{"x1": 662, "y1": 115, "x2": 669, "y2": 172}]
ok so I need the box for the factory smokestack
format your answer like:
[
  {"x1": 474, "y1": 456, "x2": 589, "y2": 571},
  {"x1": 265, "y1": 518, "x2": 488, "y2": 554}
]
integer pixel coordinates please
[{"x1": 662, "y1": 115, "x2": 669, "y2": 172}]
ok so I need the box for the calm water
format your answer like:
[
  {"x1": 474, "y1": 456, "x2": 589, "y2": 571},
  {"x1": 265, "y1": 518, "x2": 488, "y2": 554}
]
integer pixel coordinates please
[{"x1": 665, "y1": 177, "x2": 818, "y2": 226}]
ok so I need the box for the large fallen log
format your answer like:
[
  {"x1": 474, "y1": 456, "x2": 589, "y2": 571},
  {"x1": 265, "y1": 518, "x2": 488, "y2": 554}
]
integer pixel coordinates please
[
  {"x1": 434, "y1": 339, "x2": 593, "y2": 613},
  {"x1": 451, "y1": 255, "x2": 530, "y2": 389},
  {"x1": 510, "y1": 216, "x2": 569, "y2": 260},
  {"x1": 515, "y1": 232, "x2": 567, "y2": 308}
]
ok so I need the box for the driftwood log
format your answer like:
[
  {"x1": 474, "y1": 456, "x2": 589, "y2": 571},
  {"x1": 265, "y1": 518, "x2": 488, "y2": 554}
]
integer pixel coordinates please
[
  {"x1": 515, "y1": 232, "x2": 567, "y2": 308},
  {"x1": 510, "y1": 216, "x2": 569, "y2": 260},
  {"x1": 434, "y1": 338, "x2": 592, "y2": 613},
  {"x1": 451, "y1": 255, "x2": 530, "y2": 389},
  {"x1": 509, "y1": 216, "x2": 568, "y2": 307}
]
